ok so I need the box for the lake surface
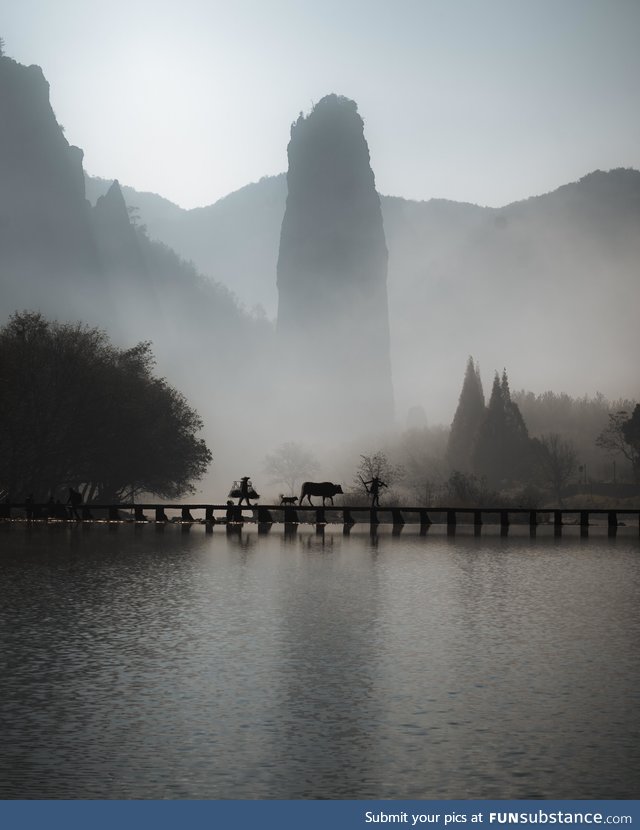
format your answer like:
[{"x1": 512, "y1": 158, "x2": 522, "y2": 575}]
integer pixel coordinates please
[{"x1": 0, "y1": 521, "x2": 638, "y2": 800}]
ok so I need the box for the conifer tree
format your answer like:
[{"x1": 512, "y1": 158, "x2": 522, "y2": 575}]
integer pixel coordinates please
[
  {"x1": 472, "y1": 369, "x2": 533, "y2": 487},
  {"x1": 446, "y1": 356, "x2": 485, "y2": 473}
]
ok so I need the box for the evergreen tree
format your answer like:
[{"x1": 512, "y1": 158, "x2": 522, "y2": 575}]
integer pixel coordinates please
[
  {"x1": 446, "y1": 356, "x2": 485, "y2": 473},
  {"x1": 472, "y1": 369, "x2": 533, "y2": 487}
]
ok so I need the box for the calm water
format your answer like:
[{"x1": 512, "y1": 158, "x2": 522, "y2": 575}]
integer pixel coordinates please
[{"x1": 0, "y1": 521, "x2": 638, "y2": 800}]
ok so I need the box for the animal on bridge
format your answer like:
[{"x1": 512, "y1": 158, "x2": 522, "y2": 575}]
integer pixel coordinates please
[
  {"x1": 279, "y1": 495, "x2": 298, "y2": 505},
  {"x1": 299, "y1": 481, "x2": 344, "y2": 506}
]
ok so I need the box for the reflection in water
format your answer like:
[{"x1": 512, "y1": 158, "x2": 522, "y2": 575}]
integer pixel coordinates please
[
  {"x1": 0, "y1": 523, "x2": 638, "y2": 799},
  {"x1": 272, "y1": 530, "x2": 380, "y2": 797}
]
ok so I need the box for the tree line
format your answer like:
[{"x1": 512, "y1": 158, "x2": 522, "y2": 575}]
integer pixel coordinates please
[
  {"x1": 0, "y1": 312, "x2": 212, "y2": 502},
  {"x1": 443, "y1": 357, "x2": 639, "y2": 505},
  {"x1": 263, "y1": 356, "x2": 639, "y2": 508},
  {"x1": 443, "y1": 356, "x2": 639, "y2": 504}
]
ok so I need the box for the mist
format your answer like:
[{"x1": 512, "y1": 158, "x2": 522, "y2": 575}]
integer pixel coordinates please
[{"x1": 2, "y1": 40, "x2": 640, "y2": 506}]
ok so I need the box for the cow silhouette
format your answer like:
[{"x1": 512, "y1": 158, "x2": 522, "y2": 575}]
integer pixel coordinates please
[{"x1": 299, "y1": 481, "x2": 344, "y2": 506}]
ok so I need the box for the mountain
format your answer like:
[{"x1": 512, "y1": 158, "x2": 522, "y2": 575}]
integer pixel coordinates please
[
  {"x1": 0, "y1": 54, "x2": 274, "y2": 493},
  {"x1": 4, "y1": 47, "x2": 637, "y2": 448},
  {"x1": 87, "y1": 167, "x2": 640, "y2": 424},
  {"x1": 276, "y1": 94, "x2": 394, "y2": 435},
  {"x1": 384, "y1": 168, "x2": 640, "y2": 422},
  {"x1": 85, "y1": 173, "x2": 286, "y2": 315},
  {"x1": 0, "y1": 55, "x2": 102, "y2": 315}
]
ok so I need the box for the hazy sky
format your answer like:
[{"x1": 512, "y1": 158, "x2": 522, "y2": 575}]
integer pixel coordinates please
[{"x1": 3, "y1": 0, "x2": 640, "y2": 209}]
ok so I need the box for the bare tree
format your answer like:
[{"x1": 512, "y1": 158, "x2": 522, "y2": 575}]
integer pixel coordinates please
[
  {"x1": 536, "y1": 433, "x2": 578, "y2": 504},
  {"x1": 263, "y1": 442, "x2": 320, "y2": 496},
  {"x1": 354, "y1": 451, "x2": 404, "y2": 501},
  {"x1": 596, "y1": 408, "x2": 640, "y2": 483}
]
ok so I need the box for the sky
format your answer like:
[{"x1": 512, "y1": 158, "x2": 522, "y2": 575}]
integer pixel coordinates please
[{"x1": 2, "y1": 0, "x2": 640, "y2": 209}]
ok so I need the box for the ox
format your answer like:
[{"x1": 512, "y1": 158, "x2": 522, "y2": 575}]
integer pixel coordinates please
[{"x1": 299, "y1": 481, "x2": 344, "y2": 506}]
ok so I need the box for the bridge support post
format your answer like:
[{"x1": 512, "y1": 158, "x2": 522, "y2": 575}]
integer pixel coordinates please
[
  {"x1": 391, "y1": 509, "x2": 404, "y2": 527},
  {"x1": 608, "y1": 511, "x2": 618, "y2": 535},
  {"x1": 447, "y1": 509, "x2": 456, "y2": 533},
  {"x1": 81, "y1": 506, "x2": 93, "y2": 521},
  {"x1": 134, "y1": 506, "x2": 148, "y2": 522},
  {"x1": 316, "y1": 508, "x2": 326, "y2": 525},
  {"x1": 181, "y1": 507, "x2": 195, "y2": 522},
  {"x1": 473, "y1": 510, "x2": 482, "y2": 527},
  {"x1": 554, "y1": 510, "x2": 563, "y2": 534},
  {"x1": 419, "y1": 510, "x2": 431, "y2": 532},
  {"x1": 284, "y1": 507, "x2": 298, "y2": 524},
  {"x1": 155, "y1": 507, "x2": 169, "y2": 522},
  {"x1": 343, "y1": 509, "x2": 354, "y2": 525},
  {"x1": 257, "y1": 507, "x2": 273, "y2": 524},
  {"x1": 205, "y1": 506, "x2": 216, "y2": 523},
  {"x1": 370, "y1": 508, "x2": 379, "y2": 526},
  {"x1": 108, "y1": 506, "x2": 120, "y2": 522},
  {"x1": 500, "y1": 510, "x2": 509, "y2": 532}
]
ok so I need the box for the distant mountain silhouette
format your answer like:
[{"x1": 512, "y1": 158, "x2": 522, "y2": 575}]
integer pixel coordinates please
[
  {"x1": 0, "y1": 55, "x2": 102, "y2": 315},
  {"x1": 3, "y1": 49, "x2": 638, "y2": 437},
  {"x1": 383, "y1": 168, "x2": 640, "y2": 419},
  {"x1": 85, "y1": 173, "x2": 286, "y2": 316},
  {"x1": 89, "y1": 166, "x2": 640, "y2": 420},
  {"x1": 0, "y1": 53, "x2": 274, "y2": 492}
]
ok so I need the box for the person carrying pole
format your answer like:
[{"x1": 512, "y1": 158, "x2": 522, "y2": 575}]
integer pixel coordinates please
[{"x1": 361, "y1": 475, "x2": 387, "y2": 508}]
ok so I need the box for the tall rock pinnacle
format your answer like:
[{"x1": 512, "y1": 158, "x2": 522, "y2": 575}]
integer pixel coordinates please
[{"x1": 276, "y1": 94, "x2": 394, "y2": 437}]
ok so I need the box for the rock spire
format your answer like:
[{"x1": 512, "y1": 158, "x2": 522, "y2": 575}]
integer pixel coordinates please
[{"x1": 276, "y1": 94, "x2": 394, "y2": 436}]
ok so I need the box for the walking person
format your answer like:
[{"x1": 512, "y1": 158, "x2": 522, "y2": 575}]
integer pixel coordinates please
[
  {"x1": 364, "y1": 476, "x2": 387, "y2": 508},
  {"x1": 237, "y1": 476, "x2": 260, "y2": 506},
  {"x1": 66, "y1": 487, "x2": 82, "y2": 520}
]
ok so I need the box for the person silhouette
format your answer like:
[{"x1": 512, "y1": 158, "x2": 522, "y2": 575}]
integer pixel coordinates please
[
  {"x1": 66, "y1": 487, "x2": 82, "y2": 520},
  {"x1": 238, "y1": 476, "x2": 252, "y2": 506},
  {"x1": 364, "y1": 476, "x2": 387, "y2": 508}
]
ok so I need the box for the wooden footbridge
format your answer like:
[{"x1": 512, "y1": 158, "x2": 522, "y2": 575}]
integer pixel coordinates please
[{"x1": 2, "y1": 502, "x2": 639, "y2": 534}]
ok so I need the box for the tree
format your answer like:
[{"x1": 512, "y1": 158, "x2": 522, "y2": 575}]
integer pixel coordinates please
[
  {"x1": 353, "y1": 451, "x2": 404, "y2": 501},
  {"x1": 446, "y1": 356, "x2": 485, "y2": 473},
  {"x1": 535, "y1": 433, "x2": 578, "y2": 504},
  {"x1": 263, "y1": 441, "x2": 320, "y2": 496},
  {"x1": 398, "y1": 424, "x2": 448, "y2": 505},
  {"x1": 446, "y1": 471, "x2": 497, "y2": 507},
  {"x1": 596, "y1": 407, "x2": 640, "y2": 483},
  {"x1": 472, "y1": 369, "x2": 533, "y2": 487},
  {"x1": 0, "y1": 312, "x2": 212, "y2": 501}
]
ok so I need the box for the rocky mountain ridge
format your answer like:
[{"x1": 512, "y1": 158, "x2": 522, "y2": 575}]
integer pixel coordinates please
[{"x1": 85, "y1": 166, "x2": 640, "y2": 421}]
